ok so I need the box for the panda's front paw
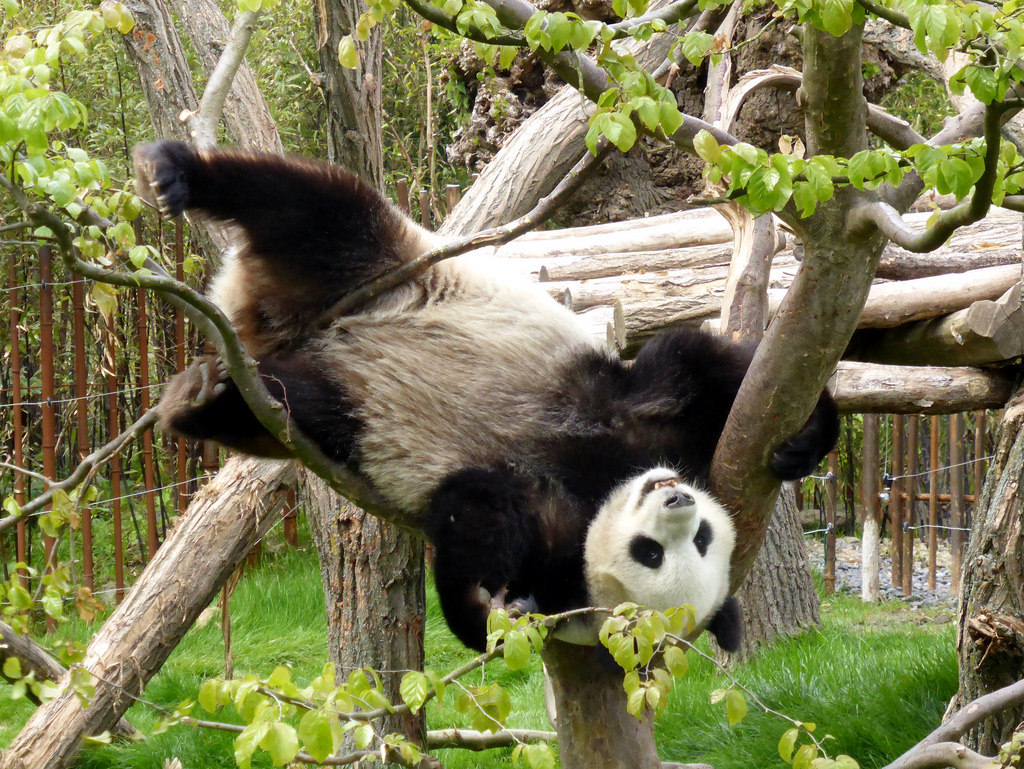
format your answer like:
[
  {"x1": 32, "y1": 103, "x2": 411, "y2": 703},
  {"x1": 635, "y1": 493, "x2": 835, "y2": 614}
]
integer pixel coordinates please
[{"x1": 133, "y1": 141, "x2": 195, "y2": 217}]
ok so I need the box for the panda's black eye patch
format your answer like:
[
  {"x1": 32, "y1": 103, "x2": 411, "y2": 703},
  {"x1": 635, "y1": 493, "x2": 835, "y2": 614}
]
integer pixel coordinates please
[
  {"x1": 694, "y1": 519, "x2": 713, "y2": 557},
  {"x1": 629, "y1": 535, "x2": 664, "y2": 569}
]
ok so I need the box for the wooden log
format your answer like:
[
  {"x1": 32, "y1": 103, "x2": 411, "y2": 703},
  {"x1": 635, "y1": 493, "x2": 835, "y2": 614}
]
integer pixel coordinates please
[
  {"x1": 0, "y1": 457, "x2": 294, "y2": 769},
  {"x1": 547, "y1": 265, "x2": 732, "y2": 313},
  {"x1": 832, "y1": 362, "x2": 1015, "y2": 414},
  {"x1": 538, "y1": 243, "x2": 735, "y2": 282},
  {"x1": 0, "y1": 621, "x2": 138, "y2": 739},
  {"x1": 485, "y1": 211, "x2": 734, "y2": 260},
  {"x1": 904, "y1": 416, "x2": 918, "y2": 597},
  {"x1": 928, "y1": 416, "x2": 940, "y2": 591},
  {"x1": 891, "y1": 415, "x2": 905, "y2": 588},
  {"x1": 851, "y1": 283, "x2": 1024, "y2": 366},
  {"x1": 848, "y1": 264, "x2": 1020, "y2": 329},
  {"x1": 876, "y1": 207, "x2": 1022, "y2": 279}
]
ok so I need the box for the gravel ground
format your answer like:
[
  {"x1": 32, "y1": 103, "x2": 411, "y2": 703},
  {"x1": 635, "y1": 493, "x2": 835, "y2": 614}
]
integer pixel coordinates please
[{"x1": 805, "y1": 535, "x2": 957, "y2": 608}]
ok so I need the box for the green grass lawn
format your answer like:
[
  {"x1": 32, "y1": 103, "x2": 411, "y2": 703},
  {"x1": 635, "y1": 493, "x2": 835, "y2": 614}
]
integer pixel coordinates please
[{"x1": 0, "y1": 548, "x2": 957, "y2": 768}]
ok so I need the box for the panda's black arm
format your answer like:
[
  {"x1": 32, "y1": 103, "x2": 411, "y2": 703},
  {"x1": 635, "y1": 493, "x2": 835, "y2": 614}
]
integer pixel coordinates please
[
  {"x1": 134, "y1": 141, "x2": 412, "y2": 289},
  {"x1": 428, "y1": 468, "x2": 549, "y2": 652},
  {"x1": 158, "y1": 352, "x2": 360, "y2": 464},
  {"x1": 628, "y1": 328, "x2": 839, "y2": 481}
]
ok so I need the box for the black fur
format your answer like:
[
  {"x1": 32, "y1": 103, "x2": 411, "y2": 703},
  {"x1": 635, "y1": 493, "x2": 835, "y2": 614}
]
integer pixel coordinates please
[
  {"x1": 139, "y1": 143, "x2": 840, "y2": 652},
  {"x1": 707, "y1": 596, "x2": 743, "y2": 653}
]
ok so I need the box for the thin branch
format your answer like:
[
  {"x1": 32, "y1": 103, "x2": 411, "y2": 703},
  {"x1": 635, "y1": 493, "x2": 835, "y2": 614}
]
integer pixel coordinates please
[
  {"x1": 849, "y1": 100, "x2": 1008, "y2": 250},
  {"x1": 324, "y1": 140, "x2": 614, "y2": 318},
  {"x1": 856, "y1": 0, "x2": 910, "y2": 29},
  {"x1": 0, "y1": 462, "x2": 54, "y2": 487},
  {"x1": 0, "y1": 410, "x2": 159, "y2": 533},
  {"x1": 0, "y1": 220, "x2": 31, "y2": 233},
  {"x1": 425, "y1": 728, "x2": 557, "y2": 750},
  {"x1": 187, "y1": 10, "x2": 261, "y2": 149},
  {"x1": 404, "y1": 0, "x2": 524, "y2": 45}
]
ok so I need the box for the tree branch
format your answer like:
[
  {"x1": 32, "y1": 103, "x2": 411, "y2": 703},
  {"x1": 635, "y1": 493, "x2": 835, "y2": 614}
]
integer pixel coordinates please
[
  {"x1": 425, "y1": 728, "x2": 557, "y2": 749},
  {"x1": 883, "y1": 742, "x2": 996, "y2": 769},
  {"x1": 186, "y1": 10, "x2": 262, "y2": 149},
  {"x1": 850, "y1": 100, "x2": 1008, "y2": 250},
  {"x1": 326, "y1": 140, "x2": 613, "y2": 317},
  {"x1": 0, "y1": 410, "x2": 158, "y2": 534}
]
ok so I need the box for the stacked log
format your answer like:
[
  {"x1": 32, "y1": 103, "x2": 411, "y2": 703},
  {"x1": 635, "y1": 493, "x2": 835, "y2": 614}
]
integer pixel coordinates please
[{"x1": 470, "y1": 206, "x2": 1023, "y2": 412}]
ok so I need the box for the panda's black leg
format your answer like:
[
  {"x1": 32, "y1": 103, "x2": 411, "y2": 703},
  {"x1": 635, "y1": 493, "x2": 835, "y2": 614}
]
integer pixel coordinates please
[
  {"x1": 428, "y1": 468, "x2": 542, "y2": 652},
  {"x1": 706, "y1": 595, "x2": 742, "y2": 653},
  {"x1": 158, "y1": 352, "x2": 358, "y2": 463},
  {"x1": 769, "y1": 392, "x2": 840, "y2": 480},
  {"x1": 133, "y1": 141, "x2": 414, "y2": 291}
]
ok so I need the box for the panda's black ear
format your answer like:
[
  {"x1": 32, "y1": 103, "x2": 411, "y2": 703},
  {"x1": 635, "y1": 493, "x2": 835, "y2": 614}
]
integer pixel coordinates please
[{"x1": 707, "y1": 596, "x2": 742, "y2": 653}]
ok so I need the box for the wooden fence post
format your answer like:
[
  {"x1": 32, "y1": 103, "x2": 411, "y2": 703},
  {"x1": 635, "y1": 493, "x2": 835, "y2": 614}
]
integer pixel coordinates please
[
  {"x1": 107, "y1": 370, "x2": 125, "y2": 604},
  {"x1": 7, "y1": 254, "x2": 27, "y2": 587},
  {"x1": 891, "y1": 415, "x2": 905, "y2": 588},
  {"x1": 39, "y1": 248, "x2": 57, "y2": 632},
  {"x1": 903, "y1": 416, "x2": 919, "y2": 596},
  {"x1": 72, "y1": 277, "x2": 94, "y2": 593},
  {"x1": 136, "y1": 287, "x2": 159, "y2": 559},
  {"x1": 950, "y1": 413, "x2": 965, "y2": 595},
  {"x1": 396, "y1": 179, "x2": 410, "y2": 215},
  {"x1": 928, "y1": 415, "x2": 940, "y2": 590},
  {"x1": 973, "y1": 410, "x2": 987, "y2": 499},
  {"x1": 174, "y1": 221, "x2": 190, "y2": 514},
  {"x1": 825, "y1": 450, "x2": 837, "y2": 595},
  {"x1": 862, "y1": 414, "x2": 881, "y2": 602}
]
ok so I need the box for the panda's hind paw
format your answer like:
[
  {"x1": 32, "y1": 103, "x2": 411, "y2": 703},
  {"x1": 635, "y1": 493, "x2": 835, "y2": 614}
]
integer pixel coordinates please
[
  {"x1": 133, "y1": 141, "x2": 194, "y2": 218},
  {"x1": 190, "y1": 355, "x2": 231, "y2": 408}
]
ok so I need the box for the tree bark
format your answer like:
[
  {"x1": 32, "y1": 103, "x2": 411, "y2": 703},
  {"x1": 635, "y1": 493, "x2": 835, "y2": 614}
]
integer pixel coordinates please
[
  {"x1": 950, "y1": 388, "x2": 1024, "y2": 754},
  {"x1": 541, "y1": 642, "x2": 660, "y2": 769},
  {"x1": 307, "y1": 0, "x2": 426, "y2": 754},
  {"x1": 167, "y1": 0, "x2": 282, "y2": 152},
  {"x1": 720, "y1": 485, "x2": 820, "y2": 663},
  {"x1": 0, "y1": 457, "x2": 294, "y2": 769},
  {"x1": 314, "y1": 0, "x2": 383, "y2": 183},
  {"x1": 832, "y1": 362, "x2": 1015, "y2": 414},
  {"x1": 304, "y1": 477, "x2": 426, "y2": 744}
]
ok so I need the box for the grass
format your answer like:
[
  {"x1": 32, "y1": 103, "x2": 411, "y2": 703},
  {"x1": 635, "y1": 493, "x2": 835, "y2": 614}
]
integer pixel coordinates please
[{"x1": 0, "y1": 549, "x2": 957, "y2": 769}]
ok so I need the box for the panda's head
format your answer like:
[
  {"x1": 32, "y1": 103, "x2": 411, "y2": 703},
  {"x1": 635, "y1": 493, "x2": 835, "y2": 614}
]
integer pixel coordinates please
[{"x1": 584, "y1": 467, "x2": 736, "y2": 627}]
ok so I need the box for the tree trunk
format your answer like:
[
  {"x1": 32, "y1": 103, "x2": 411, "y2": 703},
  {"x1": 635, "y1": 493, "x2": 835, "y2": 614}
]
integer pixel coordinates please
[
  {"x1": 0, "y1": 457, "x2": 294, "y2": 769},
  {"x1": 542, "y1": 642, "x2": 661, "y2": 769},
  {"x1": 721, "y1": 485, "x2": 820, "y2": 662},
  {"x1": 950, "y1": 387, "x2": 1024, "y2": 754},
  {"x1": 303, "y1": 476, "x2": 426, "y2": 744}
]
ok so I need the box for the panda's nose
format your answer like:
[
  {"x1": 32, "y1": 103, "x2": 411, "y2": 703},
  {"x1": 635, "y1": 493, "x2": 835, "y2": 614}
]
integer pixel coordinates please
[{"x1": 665, "y1": 490, "x2": 695, "y2": 509}]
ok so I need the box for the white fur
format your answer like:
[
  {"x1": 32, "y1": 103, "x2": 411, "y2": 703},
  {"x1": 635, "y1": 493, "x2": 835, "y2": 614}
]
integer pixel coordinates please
[
  {"x1": 320, "y1": 250, "x2": 605, "y2": 513},
  {"x1": 584, "y1": 467, "x2": 735, "y2": 623}
]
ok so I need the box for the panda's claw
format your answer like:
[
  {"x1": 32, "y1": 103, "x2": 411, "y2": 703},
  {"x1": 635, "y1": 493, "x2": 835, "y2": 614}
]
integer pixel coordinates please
[{"x1": 134, "y1": 141, "x2": 194, "y2": 218}]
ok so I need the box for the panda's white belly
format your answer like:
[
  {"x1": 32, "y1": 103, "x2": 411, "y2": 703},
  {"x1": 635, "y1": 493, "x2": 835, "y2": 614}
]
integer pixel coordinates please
[{"x1": 319, "y1": 270, "x2": 601, "y2": 513}]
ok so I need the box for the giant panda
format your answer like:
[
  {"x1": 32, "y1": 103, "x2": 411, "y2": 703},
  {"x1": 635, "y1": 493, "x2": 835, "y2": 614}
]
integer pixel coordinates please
[{"x1": 135, "y1": 141, "x2": 839, "y2": 653}]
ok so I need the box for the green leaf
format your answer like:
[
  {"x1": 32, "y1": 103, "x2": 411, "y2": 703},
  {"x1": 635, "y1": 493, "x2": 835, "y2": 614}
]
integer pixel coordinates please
[
  {"x1": 8, "y1": 583, "x2": 33, "y2": 611},
  {"x1": 680, "y1": 30, "x2": 713, "y2": 65},
  {"x1": 663, "y1": 645, "x2": 689, "y2": 677},
  {"x1": 399, "y1": 670, "x2": 431, "y2": 714},
  {"x1": 793, "y1": 743, "x2": 818, "y2": 769},
  {"x1": 520, "y1": 742, "x2": 556, "y2": 769},
  {"x1": 298, "y1": 710, "x2": 333, "y2": 763},
  {"x1": 818, "y1": 0, "x2": 853, "y2": 37},
  {"x1": 963, "y1": 66, "x2": 998, "y2": 104},
  {"x1": 779, "y1": 727, "x2": 800, "y2": 763},
  {"x1": 503, "y1": 630, "x2": 531, "y2": 670},
  {"x1": 3, "y1": 657, "x2": 22, "y2": 679},
  {"x1": 198, "y1": 679, "x2": 220, "y2": 713},
  {"x1": 725, "y1": 689, "x2": 747, "y2": 726},
  {"x1": 353, "y1": 723, "x2": 374, "y2": 750},
  {"x1": 260, "y1": 722, "x2": 299, "y2": 766},
  {"x1": 634, "y1": 96, "x2": 659, "y2": 132},
  {"x1": 546, "y1": 12, "x2": 571, "y2": 52},
  {"x1": 234, "y1": 722, "x2": 270, "y2": 769},
  {"x1": 338, "y1": 35, "x2": 359, "y2": 68},
  {"x1": 605, "y1": 111, "x2": 636, "y2": 152}
]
